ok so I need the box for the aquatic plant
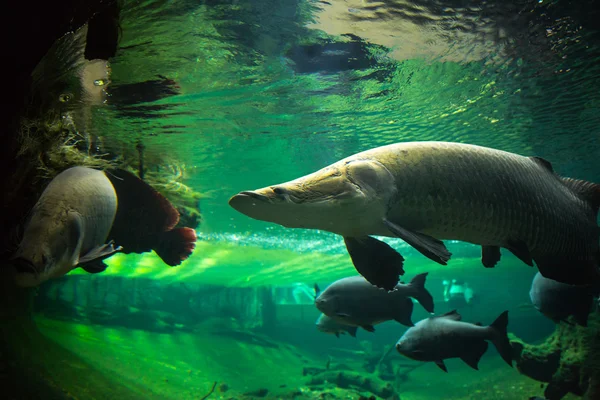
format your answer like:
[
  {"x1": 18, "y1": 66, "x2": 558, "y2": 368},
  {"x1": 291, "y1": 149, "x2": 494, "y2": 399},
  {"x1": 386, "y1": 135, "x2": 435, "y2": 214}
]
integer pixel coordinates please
[{"x1": 511, "y1": 312, "x2": 600, "y2": 399}]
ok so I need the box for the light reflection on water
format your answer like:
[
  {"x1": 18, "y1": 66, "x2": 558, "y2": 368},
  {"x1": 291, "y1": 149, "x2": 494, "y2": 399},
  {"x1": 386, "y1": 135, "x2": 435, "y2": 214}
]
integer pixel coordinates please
[{"x1": 91, "y1": 0, "x2": 600, "y2": 262}]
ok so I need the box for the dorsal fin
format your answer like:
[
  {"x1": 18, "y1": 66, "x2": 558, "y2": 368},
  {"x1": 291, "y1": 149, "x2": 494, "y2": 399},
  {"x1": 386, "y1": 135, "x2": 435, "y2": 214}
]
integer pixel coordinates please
[
  {"x1": 561, "y1": 177, "x2": 600, "y2": 214},
  {"x1": 435, "y1": 310, "x2": 462, "y2": 321},
  {"x1": 529, "y1": 156, "x2": 554, "y2": 173}
]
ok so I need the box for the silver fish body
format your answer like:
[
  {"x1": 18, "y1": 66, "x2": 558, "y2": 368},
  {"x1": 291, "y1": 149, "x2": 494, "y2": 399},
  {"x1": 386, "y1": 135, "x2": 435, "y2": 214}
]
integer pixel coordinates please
[
  {"x1": 529, "y1": 271, "x2": 597, "y2": 326},
  {"x1": 395, "y1": 310, "x2": 512, "y2": 371},
  {"x1": 315, "y1": 275, "x2": 416, "y2": 329},
  {"x1": 12, "y1": 167, "x2": 119, "y2": 286},
  {"x1": 366, "y1": 143, "x2": 595, "y2": 254},
  {"x1": 315, "y1": 313, "x2": 358, "y2": 337},
  {"x1": 230, "y1": 141, "x2": 600, "y2": 286}
]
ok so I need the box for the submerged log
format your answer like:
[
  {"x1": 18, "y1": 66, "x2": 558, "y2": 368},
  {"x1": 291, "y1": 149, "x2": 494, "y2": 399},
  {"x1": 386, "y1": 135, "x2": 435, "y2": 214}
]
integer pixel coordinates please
[
  {"x1": 306, "y1": 369, "x2": 398, "y2": 400},
  {"x1": 511, "y1": 311, "x2": 600, "y2": 400}
]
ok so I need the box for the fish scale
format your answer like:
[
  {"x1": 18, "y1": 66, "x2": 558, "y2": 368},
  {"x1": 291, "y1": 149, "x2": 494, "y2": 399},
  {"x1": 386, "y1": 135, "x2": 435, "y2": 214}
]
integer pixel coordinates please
[
  {"x1": 229, "y1": 141, "x2": 600, "y2": 286},
  {"x1": 379, "y1": 143, "x2": 594, "y2": 254},
  {"x1": 52, "y1": 170, "x2": 117, "y2": 254}
]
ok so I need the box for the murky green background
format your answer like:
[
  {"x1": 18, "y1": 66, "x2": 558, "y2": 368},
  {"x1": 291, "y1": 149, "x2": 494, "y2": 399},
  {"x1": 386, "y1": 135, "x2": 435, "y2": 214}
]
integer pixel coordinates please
[
  {"x1": 82, "y1": 0, "x2": 600, "y2": 286},
  {"x1": 30, "y1": 1, "x2": 599, "y2": 399}
]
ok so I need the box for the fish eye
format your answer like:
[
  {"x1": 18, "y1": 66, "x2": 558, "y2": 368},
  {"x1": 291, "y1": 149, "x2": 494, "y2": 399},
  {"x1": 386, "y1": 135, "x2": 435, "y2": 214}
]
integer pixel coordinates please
[
  {"x1": 272, "y1": 187, "x2": 286, "y2": 195},
  {"x1": 59, "y1": 93, "x2": 73, "y2": 103}
]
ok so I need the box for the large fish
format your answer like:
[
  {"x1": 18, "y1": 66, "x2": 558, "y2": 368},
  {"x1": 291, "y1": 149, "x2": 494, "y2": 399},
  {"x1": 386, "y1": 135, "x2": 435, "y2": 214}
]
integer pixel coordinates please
[
  {"x1": 315, "y1": 274, "x2": 433, "y2": 330},
  {"x1": 11, "y1": 167, "x2": 197, "y2": 287},
  {"x1": 395, "y1": 310, "x2": 512, "y2": 372},
  {"x1": 229, "y1": 141, "x2": 600, "y2": 290},
  {"x1": 315, "y1": 313, "x2": 359, "y2": 338},
  {"x1": 529, "y1": 271, "x2": 598, "y2": 326}
]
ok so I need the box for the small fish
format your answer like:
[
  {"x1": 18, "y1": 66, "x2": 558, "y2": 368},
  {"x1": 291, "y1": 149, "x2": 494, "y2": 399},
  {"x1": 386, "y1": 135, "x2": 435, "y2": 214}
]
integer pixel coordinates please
[
  {"x1": 11, "y1": 167, "x2": 197, "y2": 287},
  {"x1": 316, "y1": 313, "x2": 359, "y2": 338},
  {"x1": 529, "y1": 272, "x2": 598, "y2": 326},
  {"x1": 229, "y1": 141, "x2": 600, "y2": 290},
  {"x1": 395, "y1": 310, "x2": 513, "y2": 372},
  {"x1": 443, "y1": 279, "x2": 475, "y2": 309},
  {"x1": 315, "y1": 275, "x2": 431, "y2": 330}
]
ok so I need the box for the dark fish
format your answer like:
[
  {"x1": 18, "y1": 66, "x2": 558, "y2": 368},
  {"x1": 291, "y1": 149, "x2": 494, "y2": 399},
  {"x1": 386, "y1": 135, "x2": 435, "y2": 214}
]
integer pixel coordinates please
[
  {"x1": 316, "y1": 313, "x2": 359, "y2": 338},
  {"x1": 395, "y1": 310, "x2": 513, "y2": 372},
  {"x1": 315, "y1": 275, "x2": 428, "y2": 329},
  {"x1": 529, "y1": 272, "x2": 598, "y2": 327},
  {"x1": 11, "y1": 167, "x2": 197, "y2": 287},
  {"x1": 397, "y1": 272, "x2": 434, "y2": 312},
  {"x1": 229, "y1": 141, "x2": 600, "y2": 290},
  {"x1": 104, "y1": 168, "x2": 197, "y2": 266}
]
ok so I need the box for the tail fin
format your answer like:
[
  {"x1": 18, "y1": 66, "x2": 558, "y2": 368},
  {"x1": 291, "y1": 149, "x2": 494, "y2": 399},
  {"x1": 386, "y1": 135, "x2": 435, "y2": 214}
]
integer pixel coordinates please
[
  {"x1": 407, "y1": 272, "x2": 435, "y2": 313},
  {"x1": 154, "y1": 228, "x2": 197, "y2": 266},
  {"x1": 488, "y1": 310, "x2": 513, "y2": 367}
]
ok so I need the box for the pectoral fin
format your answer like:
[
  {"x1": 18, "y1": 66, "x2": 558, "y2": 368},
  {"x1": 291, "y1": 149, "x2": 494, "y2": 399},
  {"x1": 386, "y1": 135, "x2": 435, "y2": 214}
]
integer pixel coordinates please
[
  {"x1": 383, "y1": 219, "x2": 451, "y2": 265},
  {"x1": 78, "y1": 241, "x2": 122, "y2": 264},
  {"x1": 343, "y1": 236, "x2": 404, "y2": 291},
  {"x1": 434, "y1": 360, "x2": 448, "y2": 372}
]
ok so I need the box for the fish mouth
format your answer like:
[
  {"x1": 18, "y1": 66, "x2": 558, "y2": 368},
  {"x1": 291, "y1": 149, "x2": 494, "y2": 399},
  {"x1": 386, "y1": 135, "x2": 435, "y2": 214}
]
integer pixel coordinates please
[
  {"x1": 228, "y1": 191, "x2": 273, "y2": 213},
  {"x1": 11, "y1": 257, "x2": 38, "y2": 274},
  {"x1": 238, "y1": 191, "x2": 270, "y2": 202},
  {"x1": 314, "y1": 298, "x2": 325, "y2": 312}
]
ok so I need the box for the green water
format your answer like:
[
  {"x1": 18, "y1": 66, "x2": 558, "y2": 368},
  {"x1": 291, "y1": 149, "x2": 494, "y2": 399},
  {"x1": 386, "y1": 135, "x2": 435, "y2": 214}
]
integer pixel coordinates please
[
  {"x1": 90, "y1": 0, "x2": 600, "y2": 285},
  {"x1": 18, "y1": 0, "x2": 600, "y2": 399}
]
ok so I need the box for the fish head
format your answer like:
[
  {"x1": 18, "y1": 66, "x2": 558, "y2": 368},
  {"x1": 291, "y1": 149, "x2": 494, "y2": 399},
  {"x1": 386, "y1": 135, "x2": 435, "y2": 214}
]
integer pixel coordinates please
[
  {"x1": 316, "y1": 314, "x2": 341, "y2": 333},
  {"x1": 395, "y1": 331, "x2": 428, "y2": 361},
  {"x1": 11, "y1": 245, "x2": 56, "y2": 288},
  {"x1": 228, "y1": 159, "x2": 396, "y2": 236},
  {"x1": 315, "y1": 319, "x2": 332, "y2": 333},
  {"x1": 11, "y1": 215, "x2": 81, "y2": 287},
  {"x1": 315, "y1": 288, "x2": 343, "y2": 317}
]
